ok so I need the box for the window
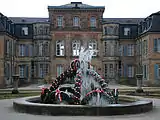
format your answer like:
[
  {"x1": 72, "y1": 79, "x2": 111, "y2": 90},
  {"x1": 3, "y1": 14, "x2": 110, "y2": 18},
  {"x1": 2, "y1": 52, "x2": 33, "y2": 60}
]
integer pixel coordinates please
[
  {"x1": 90, "y1": 17, "x2": 96, "y2": 27},
  {"x1": 128, "y1": 65, "x2": 134, "y2": 77},
  {"x1": 19, "y1": 44, "x2": 25, "y2": 56},
  {"x1": 39, "y1": 42, "x2": 43, "y2": 56},
  {"x1": 6, "y1": 40, "x2": 10, "y2": 54},
  {"x1": 39, "y1": 26, "x2": 43, "y2": 35},
  {"x1": 39, "y1": 64, "x2": 49, "y2": 78},
  {"x1": 40, "y1": 64, "x2": 43, "y2": 78},
  {"x1": 56, "y1": 64, "x2": 63, "y2": 77},
  {"x1": 104, "y1": 41, "x2": 115, "y2": 56},
  {"x1": 119, "y1": 63, "x2": 122, "y2": 77},
  {"x1": 29, "y1": 44, "x2": 33, "y2": 56},
  {"x1": 110, "y1": 43, "x2": 115, "y2": 56},
  {"x1": 37, "y1": 42, "x2": 49, "y2": 56},
  {"x1": 154, "y1": 38, "x2": 160, "y2": 52},
  {"x1": 124, "y1": 27, "x2": 130, "y2": 36},
  {"x1": 34, "y1": 26, "x2": 37, "y2": 35},
  {"x1": 44, "y1": 42, "x2": 49, "y2": 56},
  {"x1": 109, "y1": 64, "x2": 113, "y2": 76},
  {"x1": 89, "y1": 40, "x2": 97, "y2": 56},
  {"x1": 21, "y1": 27, "x2": 28, "y2": 35},
  {"x1": 105, "y1": 26, "x2": 114, "y2": 35},
  {"x1": 19, "y1": 65, "x2": 25, "y2": 78},
  {"x1": 123, "y1": 45, "x2": 127, "y2": 56},
  {"x1": 57, "y1": 16, "x2": 63, "y2": 27},
  {"x1": 72, "y1": 40, "x2": 80, "y2": 56},
  {"x1": 139, "y1": 41, "x2": 142, "y2": 55},
  {"x1": 44, "y1": 64, "x2": 49, "y2": 76},
  {"x1": 73, "y1": 16, "x2": 80, "y2": 27},
  {"x1": 5, "y1": 63, "x2": 10, "y2": 77},
  {"x1": 119, "y1": 44, "x2": 123, "y2": 56},
  {"x1": 104, "y1": 27, "x2": 107, "y2": 35},
  {"x1": 127, "y1": 44, "x2": 134, "y2": 56},
  {"x1": 158, "y1": 66, "x2": 160, "y2": 78},
  {"x1": 136, "y1": 41, "x2": 140, "y2": 55},
  {"x1": 25, "y1": 45, "x2": 29, "y2": 56},
  {"x1": 154, "y1": 64, "x2": 160, "y2": 79},
  {"x1": 56, "y1": 40, "x2": 64, "y2": 56}
]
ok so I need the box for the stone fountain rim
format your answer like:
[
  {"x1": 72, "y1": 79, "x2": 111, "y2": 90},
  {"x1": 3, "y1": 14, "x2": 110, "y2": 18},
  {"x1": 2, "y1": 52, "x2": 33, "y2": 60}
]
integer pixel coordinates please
[
  {"x1": 13, "y1": 95, "x2": 153, "y2": 116},
  {"x1": 13, "y1": 95, "x2": 152, "y2": 107}
]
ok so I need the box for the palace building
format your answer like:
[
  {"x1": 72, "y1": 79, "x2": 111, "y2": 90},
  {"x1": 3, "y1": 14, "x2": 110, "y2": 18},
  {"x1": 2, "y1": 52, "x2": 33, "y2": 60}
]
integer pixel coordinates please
[{"x1": 0, "y1": 2, "x2": 160, "y2": 88}]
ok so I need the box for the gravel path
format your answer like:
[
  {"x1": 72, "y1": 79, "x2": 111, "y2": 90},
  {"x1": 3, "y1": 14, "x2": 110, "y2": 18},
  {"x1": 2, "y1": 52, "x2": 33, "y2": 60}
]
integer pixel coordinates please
[{"x1": 0, "y1": 97, "x2": 160, "y2": 120}]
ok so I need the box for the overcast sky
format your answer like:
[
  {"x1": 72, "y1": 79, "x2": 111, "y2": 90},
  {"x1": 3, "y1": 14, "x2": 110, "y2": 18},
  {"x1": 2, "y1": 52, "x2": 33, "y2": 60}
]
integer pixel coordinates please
[{"x1": 0, "y1": 0, "x2": 160, "y2": 18}]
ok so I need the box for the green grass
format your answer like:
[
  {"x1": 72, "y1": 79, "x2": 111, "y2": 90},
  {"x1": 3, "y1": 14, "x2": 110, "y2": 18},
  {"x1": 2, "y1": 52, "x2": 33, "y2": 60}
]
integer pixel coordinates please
[{"x1": 0, "y1": 92, "x2": 40, "y2": 100}]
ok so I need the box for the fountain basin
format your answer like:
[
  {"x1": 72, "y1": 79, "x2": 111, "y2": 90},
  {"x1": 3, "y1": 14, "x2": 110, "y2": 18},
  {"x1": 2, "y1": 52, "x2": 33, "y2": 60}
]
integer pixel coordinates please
[{"x1": 13, "y1": 95, "x2": 153, "y2": 116}]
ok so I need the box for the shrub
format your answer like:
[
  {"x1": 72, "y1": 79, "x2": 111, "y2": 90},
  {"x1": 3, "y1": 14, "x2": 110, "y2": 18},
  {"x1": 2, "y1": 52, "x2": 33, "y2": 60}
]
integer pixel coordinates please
[{"x1": 12, "y1": 89, "x2": 19, "y2": 94}]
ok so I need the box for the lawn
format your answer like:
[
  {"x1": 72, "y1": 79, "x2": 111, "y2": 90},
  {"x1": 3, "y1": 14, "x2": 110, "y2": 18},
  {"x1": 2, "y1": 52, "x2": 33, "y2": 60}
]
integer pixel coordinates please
[{"x1": 0, "y1": 92, "x2": 40, "y2": 100}]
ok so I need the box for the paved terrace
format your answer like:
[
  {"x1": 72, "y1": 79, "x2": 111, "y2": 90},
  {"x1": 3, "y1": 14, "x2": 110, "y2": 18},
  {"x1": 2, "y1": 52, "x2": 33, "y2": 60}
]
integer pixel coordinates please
[{"x1": 0, "y1": 84, "x2": 160, "y2": 119}]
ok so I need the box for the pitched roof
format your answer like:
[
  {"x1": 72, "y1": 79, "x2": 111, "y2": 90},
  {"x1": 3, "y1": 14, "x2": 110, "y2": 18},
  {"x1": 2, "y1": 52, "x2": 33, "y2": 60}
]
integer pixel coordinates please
[
  {"x1": 9, "y1": 17, "x2": 49, "y2": 24},
  {"x1": 103, "y1": 18, "x2": 144, "y2": 24},
  {"x1": 48, "y1": 2, "x2": 105, "y2": 9}
]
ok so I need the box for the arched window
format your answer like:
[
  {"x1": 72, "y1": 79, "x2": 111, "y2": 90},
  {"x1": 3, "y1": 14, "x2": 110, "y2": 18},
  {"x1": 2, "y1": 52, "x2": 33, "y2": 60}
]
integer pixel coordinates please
[
  {"x1": 56, "y1": 40, "x2": 64, "y2": 56},
  {"x1": 89, "y1": 40, "x2": 97, "y2": 56},
  {"x1": 72, "y1": 40, "x2": 80, "y2": 56}
]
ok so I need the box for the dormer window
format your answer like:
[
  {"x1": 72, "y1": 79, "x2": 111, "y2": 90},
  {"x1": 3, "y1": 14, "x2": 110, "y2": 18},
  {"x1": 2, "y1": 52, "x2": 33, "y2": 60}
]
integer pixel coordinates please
[
  {"x1": 73, "y1": 16, "x2": 80, "y2": 27},
  {"x1": 21, "y1": 27, "x2": 28, "y2": 36},
  {"x1": 124, "y1": 27, "x2": 130, "y2": 36}
]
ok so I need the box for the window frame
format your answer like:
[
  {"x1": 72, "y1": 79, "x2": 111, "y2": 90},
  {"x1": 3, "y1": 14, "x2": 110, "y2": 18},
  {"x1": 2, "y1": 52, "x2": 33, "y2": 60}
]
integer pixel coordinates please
[
  {"x1": 127, "y1": 65, "x2": 134, "y2": 78},
  {"x1": 73, "y1": 16, "x2": 80, "y2": 27},
  {"x1": 124, "y1": 27, "x2": 131, "y2": 36},
  {"x1": 88, "y1": 40, "x2": 97, "y2": 56},
  {"x1": 56, "y1": 64, "x2": 63, "y2": 77},
  {"x1": 57, "y1": 16, "x2": 63, "y2": 27},
  {"x1": 72, "y1": 40, "x2": 80, "y2": 56},
  {"x1": 56, "y1": 40, "x2": 65, "y2": 56},
  {"x1": 21, "y1": 27, "x2": 28, "y2": 36},
  {"x1": 19, "y1": 65, "x2": 25, "y2": 78},
  {"x1": 90, "y1": 16, "x2": 96, "y2": 27},
  {"x1": 19, "y1": 44, "x2": 25, "y2": 56},
  {"x1": 127, "y1": 44, "x2": 134, "y2": 56}
]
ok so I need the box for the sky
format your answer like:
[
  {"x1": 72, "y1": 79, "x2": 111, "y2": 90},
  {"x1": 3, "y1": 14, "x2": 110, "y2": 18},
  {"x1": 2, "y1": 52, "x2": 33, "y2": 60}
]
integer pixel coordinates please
[{"x1": 0, "y1": 0, "x2": 160, "y2": 18}]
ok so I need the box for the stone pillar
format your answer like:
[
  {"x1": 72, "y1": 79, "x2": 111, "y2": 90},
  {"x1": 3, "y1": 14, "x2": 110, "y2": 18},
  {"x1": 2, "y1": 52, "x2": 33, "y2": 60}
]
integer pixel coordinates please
[
  {"x1": 12, "y1": 74, "x2": 19, "y2": 94},
  {"x1": 136, "y1": 74, "x2": 143, "y2": 93}
]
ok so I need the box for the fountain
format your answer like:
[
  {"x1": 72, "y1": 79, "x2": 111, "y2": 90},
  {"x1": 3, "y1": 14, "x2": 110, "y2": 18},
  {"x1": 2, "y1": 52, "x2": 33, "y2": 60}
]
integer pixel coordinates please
[
  {"x1": 40, "y1": 47, "x2": 118, "y2": 105},
  {"x1": 13, "y1": 47, "x2": 153, "y2": 116}
]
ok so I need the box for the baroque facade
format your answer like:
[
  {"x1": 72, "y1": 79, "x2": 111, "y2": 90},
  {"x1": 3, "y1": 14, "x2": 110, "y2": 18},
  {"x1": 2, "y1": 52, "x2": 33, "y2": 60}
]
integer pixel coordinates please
[{"x1": 0, "y1": 2, "x2": 160, "y2": 88}]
